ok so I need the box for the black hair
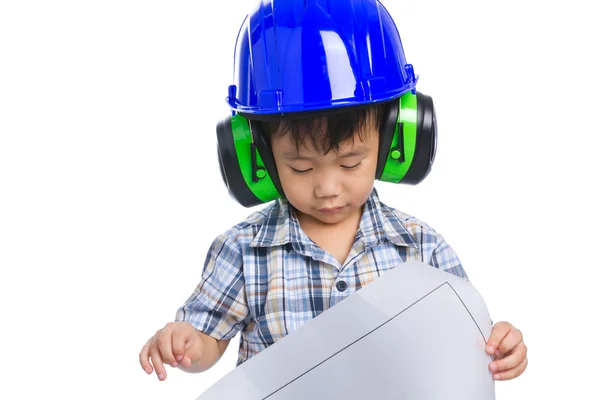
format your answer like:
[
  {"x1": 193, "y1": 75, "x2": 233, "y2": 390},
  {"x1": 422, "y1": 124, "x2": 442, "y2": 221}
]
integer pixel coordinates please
[{"x1": 250, "y1": 100, "x2": 395, "y2": 154}]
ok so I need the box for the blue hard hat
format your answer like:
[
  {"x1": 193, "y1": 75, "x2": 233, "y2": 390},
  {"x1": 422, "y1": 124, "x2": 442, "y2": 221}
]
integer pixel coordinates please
[{"x1": 227, "y1": 0, "x2": 418, "y2": 115}]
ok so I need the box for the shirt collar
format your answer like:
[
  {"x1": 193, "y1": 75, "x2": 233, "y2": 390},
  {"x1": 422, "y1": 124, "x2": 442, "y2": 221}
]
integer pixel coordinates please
[
  {"x1": 250, "y1": 188, "x2": 418, "y2": 249},
  {"x1": 357, "y1": 188, "x2": 418, "y2": 249},
  {"x1": 250, "y1": 198, "x2": 304, "y2": 248}
]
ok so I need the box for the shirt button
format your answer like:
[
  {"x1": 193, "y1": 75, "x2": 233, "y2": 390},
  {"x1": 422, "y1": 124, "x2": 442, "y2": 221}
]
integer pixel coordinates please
[{"x1": 336, "y1": 280, "x2": 348, "y2": 292}]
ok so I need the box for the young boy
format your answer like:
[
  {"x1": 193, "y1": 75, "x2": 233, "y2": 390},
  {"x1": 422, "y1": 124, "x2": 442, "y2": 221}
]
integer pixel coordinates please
[{"x1": 139, "y1": 0, "x2": 527, "y2": 384}]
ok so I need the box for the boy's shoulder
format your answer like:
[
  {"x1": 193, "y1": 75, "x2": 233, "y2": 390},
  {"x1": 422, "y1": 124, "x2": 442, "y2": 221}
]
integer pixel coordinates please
[
  {"x1": 212, "y1": 199, "x2": 287, "y2": 249},
  {"x1": 376, "y1": 196, "x2": 446, "y2": 246}
]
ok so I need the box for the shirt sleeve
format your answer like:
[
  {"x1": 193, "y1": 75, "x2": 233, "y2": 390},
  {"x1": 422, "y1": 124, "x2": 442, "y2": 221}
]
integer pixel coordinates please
[
  {"x1": 429, "y1": 233, "x2": 469, "y2": 281},
  {"x1": 175, "y1": 233, "x2": 250, "y2": 341}
]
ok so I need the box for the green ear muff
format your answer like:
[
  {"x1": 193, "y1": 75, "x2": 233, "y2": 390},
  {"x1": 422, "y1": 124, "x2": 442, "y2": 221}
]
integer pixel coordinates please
[
  {"x1": 216, "y1": 114, "x2": 283, "y2": 207},
  {"x1": 376, "y1": 91, "x2": 437, "y2": 184}
]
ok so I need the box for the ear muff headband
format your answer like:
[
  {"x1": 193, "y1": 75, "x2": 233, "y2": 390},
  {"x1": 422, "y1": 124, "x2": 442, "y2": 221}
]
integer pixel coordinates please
[{"x1": 379, "y1": 91, "x2": 418, "y2": 183}]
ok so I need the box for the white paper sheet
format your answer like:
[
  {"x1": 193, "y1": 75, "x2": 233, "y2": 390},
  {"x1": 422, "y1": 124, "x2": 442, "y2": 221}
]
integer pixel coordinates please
[{"x1": 197, "y1": 260, "x2": 495, "y2": 399}]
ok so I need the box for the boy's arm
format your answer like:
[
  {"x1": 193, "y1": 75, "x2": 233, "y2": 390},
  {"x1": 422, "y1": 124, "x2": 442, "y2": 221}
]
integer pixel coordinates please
[{"x1": 175, "y1": 233, "x2": 249, "y2": 370}]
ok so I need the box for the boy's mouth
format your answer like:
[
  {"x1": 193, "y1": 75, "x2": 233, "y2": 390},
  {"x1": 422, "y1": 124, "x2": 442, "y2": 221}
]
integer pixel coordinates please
[{"x1": 318, "y1": 206, "x2": 344, "y2": 214}]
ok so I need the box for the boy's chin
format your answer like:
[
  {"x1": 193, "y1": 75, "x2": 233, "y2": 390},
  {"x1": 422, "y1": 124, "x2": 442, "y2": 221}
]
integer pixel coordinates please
[{"x1": 309, "y1": 207, "x2": 358, "y2": 225}]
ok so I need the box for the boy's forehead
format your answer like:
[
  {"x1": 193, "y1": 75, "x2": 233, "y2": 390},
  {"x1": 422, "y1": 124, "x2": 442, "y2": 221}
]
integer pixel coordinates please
[{"x1": 278, "y1": 135, "x2": 372, "y2": 159}]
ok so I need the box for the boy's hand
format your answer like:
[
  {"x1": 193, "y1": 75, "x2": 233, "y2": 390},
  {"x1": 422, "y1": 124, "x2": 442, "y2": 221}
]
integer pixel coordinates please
[
  {"x1": 139, "y1": 322, "x2": 204, "y2": 381},
  {"x1": 486, "y1": 321, "x2": 528, "y2": 380}
]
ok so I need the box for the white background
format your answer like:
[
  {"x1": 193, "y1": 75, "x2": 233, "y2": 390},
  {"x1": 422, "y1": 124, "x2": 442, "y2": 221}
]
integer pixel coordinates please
[{"x1": 1, "y1": 0, "x2": 598, "y2": 399}]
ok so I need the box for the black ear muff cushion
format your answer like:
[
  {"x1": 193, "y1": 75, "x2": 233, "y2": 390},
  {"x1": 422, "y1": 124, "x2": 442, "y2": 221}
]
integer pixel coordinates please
[
  {"x1": 216, "y1": 117, "x2": 263, "y2": 207},
  {"x1": 402, "y1": 91, "x2": 437, "y2": 184},
  {"x1": 217, "y1": 142, "x2": 229, "y2": 187},
  {"x1": 250, "y1": 121, "x2": 284, "y2": 196},
  {"x1": 375, "y1": 100, "x2": 400, "y2": 179}
]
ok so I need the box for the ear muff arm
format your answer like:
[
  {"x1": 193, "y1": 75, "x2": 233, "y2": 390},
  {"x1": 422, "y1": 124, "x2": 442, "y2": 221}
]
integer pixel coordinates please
[
  {"x1": 250, "y1": 142, "x2": 267, "y2": 182},
  {"x1": 389, "y1": 123, "x2": 405, "y2": 163}
]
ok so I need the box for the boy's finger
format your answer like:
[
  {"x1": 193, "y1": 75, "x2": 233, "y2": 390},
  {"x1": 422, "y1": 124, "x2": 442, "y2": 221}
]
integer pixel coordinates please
[
  {"x1": 489, "y1": 341, "x2": 527, "y2": 373},
  {"x1": 139, "y1": 339, "x2": 153, "y2": 374},
  {"x1": 180, "y1": 337, "x2": 204, "y2": 368},
  {"x1": 157, "y1": 328, "x2": 176, "y2": 365},
  {"x1": 486, "y1": 321, "x2": 511, "y2": 354},
  {"x1": 497, "y1": 328, "x2": 523, "y2": 355},
  {"x1": 171, "y1": 325, "x2": 193, "y2": 363},
  {"x1": 149, "y1": 340, "x2": 167, "y2": 381},
  {"x1": 493, "y1": 357, "x2": 528, "y2": 380},
  {"x1": 492, "y1": 349, "x2": 504, "y2": 361}
]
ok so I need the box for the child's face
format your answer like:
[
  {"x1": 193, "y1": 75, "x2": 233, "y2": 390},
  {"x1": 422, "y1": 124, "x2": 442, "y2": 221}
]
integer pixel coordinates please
[{"x1": 271, "y1": 123, "x2": 379, "y2": 225}]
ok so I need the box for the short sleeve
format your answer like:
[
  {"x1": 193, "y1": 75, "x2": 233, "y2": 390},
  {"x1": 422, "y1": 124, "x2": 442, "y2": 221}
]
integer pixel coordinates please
[
  {"x1": 175, "y1": 233, "x2": 250, "y2": 340},
  {"x1": 430, "y1": 234, "x2": 469, "y2": 281}
]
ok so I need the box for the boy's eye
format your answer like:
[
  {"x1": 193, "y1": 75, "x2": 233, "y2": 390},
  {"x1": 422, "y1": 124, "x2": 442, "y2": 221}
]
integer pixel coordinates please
[
  {"x1": 341, "y1": 161, "x2": 362, "y2": 169},
  {"x1": 290, "y1": 166, "x2": 312, "y2": 174}
]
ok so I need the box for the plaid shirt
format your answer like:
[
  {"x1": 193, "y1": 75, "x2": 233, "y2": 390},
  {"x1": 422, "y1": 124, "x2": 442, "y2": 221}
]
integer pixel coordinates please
[{"x1": 175, "y1": 189, "x2": 468, "y2": 366}]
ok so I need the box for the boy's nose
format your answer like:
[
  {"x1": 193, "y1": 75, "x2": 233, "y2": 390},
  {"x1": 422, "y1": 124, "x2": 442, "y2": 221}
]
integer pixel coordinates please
[{"x1": 314, "y1": 172, "x2": 342, "y2": 198}]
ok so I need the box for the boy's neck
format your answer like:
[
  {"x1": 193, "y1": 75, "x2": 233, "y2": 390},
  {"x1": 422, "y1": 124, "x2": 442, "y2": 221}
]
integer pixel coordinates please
[{"x1": 293, "y1": 204, "x2": 365, "y2": 266}]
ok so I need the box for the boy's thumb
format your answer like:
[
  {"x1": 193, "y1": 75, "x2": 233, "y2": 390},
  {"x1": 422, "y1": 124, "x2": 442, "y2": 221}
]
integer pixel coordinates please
[{"x1": 183, "y1": 337, "x2": 204, "y2": 365}]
